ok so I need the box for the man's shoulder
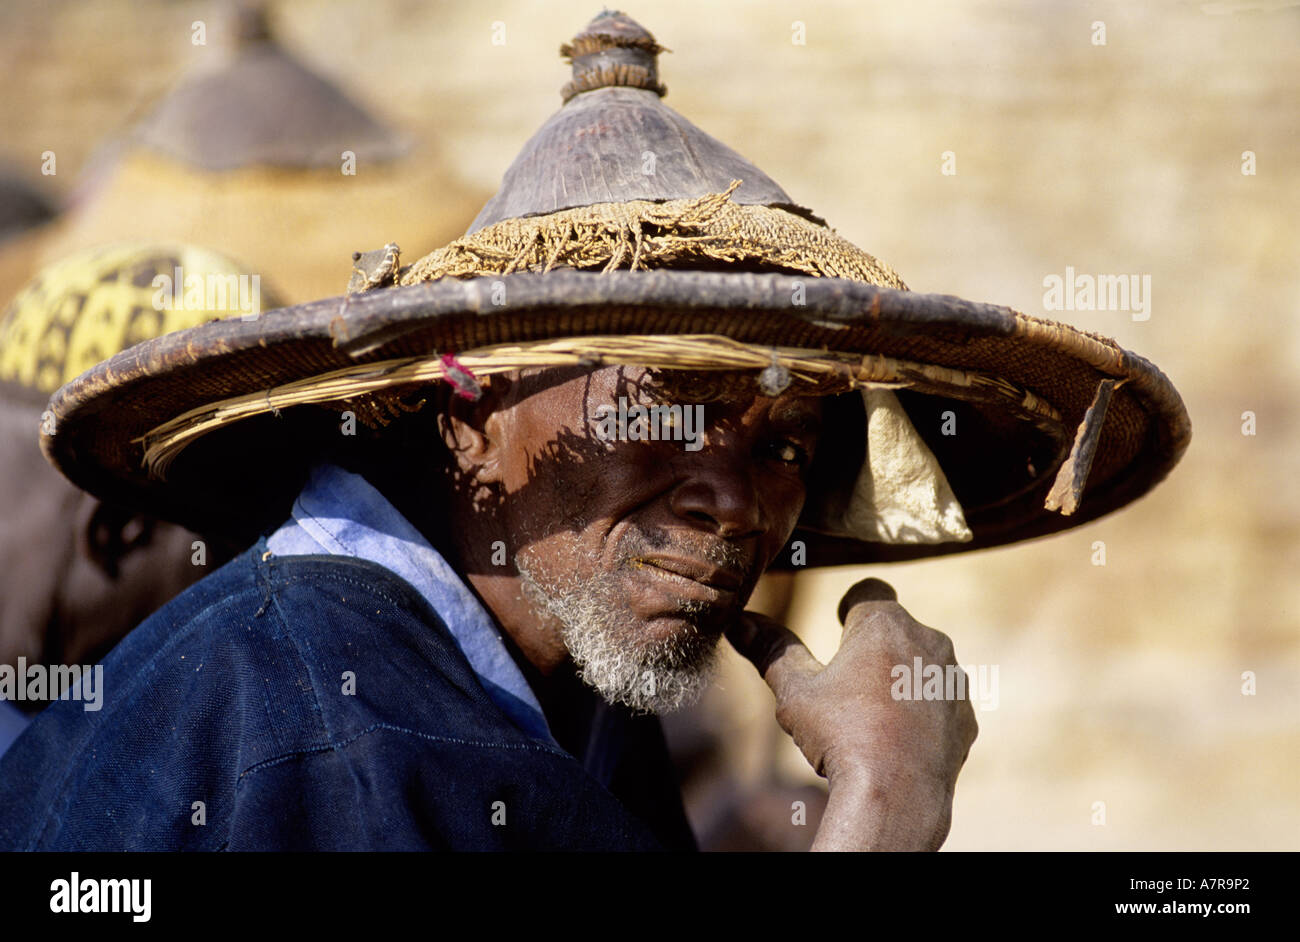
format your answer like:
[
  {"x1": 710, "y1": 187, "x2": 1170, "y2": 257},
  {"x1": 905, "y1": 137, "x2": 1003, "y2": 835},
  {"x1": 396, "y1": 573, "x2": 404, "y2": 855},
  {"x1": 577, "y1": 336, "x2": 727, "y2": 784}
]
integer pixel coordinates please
[
  {"x1": 0, "y1": 541, "x2": 613, "y2": 850},
  {"x1": 97, "y1": 541, "x2": 502, "y2": 725}
]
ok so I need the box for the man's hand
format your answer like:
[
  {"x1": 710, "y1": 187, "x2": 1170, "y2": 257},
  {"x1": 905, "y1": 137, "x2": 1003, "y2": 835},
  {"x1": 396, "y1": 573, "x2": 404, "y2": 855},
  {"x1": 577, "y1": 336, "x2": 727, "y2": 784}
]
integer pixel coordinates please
[{"x1": 725, "y1": 577, "x2": 978, "y2": 851}]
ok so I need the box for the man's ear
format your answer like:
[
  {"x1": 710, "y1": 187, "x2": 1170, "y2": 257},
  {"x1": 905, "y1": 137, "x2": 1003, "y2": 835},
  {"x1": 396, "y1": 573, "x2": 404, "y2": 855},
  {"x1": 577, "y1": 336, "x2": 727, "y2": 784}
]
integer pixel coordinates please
[{"x1": 436, "y1": 376, "x2": 510, "y2": 485}]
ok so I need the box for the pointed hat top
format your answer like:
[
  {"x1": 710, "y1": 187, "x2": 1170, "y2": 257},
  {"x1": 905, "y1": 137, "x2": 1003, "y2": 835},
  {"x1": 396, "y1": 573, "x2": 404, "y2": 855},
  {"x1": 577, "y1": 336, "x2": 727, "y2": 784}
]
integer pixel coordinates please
[
  {"x1": 467, "y1": 10, "x2": 822, "y2": 232},
  {"x1": 558, "y1": 9, "x2": 668, "y2": 102}
]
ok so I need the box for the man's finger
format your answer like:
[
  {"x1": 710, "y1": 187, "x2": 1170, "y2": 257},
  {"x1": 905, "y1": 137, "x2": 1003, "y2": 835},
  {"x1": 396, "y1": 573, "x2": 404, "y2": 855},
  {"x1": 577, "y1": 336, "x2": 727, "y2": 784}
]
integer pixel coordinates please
[
  {"x1": 725, "y1": 612, "x2": 822, "y2": 703},
  {"x1": 837, "y1": 577, "x2": 899, "y2": 627}
]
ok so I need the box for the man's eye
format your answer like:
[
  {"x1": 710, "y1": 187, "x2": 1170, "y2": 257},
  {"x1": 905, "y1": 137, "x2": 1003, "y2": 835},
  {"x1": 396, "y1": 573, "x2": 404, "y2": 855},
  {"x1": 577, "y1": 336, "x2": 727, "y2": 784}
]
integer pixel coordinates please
[{"x1": 768, "y1": 440, "x2": 809, "y2": 466}]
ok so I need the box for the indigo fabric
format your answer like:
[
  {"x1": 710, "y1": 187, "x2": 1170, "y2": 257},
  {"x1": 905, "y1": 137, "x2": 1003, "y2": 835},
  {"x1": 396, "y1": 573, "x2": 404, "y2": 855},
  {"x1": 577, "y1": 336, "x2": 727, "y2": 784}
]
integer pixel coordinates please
[
  {"x1": 0, "y1": 700, "x2": 27, "y2": 758},
  {"x1": 0, "y1": 541, "x2": 697, "y2": 850},
  {"x1": 266, "y1": 462, "x2": 555, "y2": 745}
]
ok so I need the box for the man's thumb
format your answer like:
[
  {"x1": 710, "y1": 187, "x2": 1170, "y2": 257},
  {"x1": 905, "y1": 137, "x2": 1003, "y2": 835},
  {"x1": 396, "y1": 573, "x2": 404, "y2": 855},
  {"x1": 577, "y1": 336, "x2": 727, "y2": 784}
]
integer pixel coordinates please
[
  {"x1": 837, "y1": 577, "x2": 899, "y2": 627},
  {"x1": 725, "y1": 612, "x2": 822, "y2": 703}
]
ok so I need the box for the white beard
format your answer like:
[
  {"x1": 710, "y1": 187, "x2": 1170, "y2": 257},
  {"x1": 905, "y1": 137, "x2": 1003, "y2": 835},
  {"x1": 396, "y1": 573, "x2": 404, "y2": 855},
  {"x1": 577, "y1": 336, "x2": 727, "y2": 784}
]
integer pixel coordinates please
[{"x1": 515, "y1": 551, "x2": 720, "y2": 715}]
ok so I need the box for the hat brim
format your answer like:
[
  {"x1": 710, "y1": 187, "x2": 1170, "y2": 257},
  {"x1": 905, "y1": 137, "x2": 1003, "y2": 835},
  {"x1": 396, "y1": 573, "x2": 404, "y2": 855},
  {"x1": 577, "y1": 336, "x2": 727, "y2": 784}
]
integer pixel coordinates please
[{"x1": 40, "y1": 269, "x2": 1190, "y2": 566}]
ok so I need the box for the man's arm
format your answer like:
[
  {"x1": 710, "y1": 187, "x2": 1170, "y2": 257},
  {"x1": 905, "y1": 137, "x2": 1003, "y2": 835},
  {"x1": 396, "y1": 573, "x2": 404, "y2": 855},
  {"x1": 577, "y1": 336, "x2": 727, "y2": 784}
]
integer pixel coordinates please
[{"x1": 725, "y1": 578, "x2": 978, "y2": 851}]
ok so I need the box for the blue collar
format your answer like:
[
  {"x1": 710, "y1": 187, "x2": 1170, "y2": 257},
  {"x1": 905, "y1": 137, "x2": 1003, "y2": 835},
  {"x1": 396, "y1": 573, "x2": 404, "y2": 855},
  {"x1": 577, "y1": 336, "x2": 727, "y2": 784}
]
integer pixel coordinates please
[{"x1": 265, "y1": 463, "x2": 557, "y2": 746}]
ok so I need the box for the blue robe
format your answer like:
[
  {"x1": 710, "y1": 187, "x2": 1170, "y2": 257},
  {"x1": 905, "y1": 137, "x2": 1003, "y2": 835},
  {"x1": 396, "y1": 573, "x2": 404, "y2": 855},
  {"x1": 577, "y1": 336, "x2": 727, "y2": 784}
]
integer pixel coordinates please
[{"x1": 0, "y1": 542, "x2": 696, "y2": 850}]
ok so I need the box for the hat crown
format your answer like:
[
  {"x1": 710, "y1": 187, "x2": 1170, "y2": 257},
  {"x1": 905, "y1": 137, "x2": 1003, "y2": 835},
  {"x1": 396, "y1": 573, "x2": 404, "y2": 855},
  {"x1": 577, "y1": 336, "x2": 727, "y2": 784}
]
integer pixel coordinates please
[
  {"x1": 559, "y1": 10, "x2": 667, "y2": 103},
  {"x1": 466, "y1": 11, "x2": 822, "y2": 233}
]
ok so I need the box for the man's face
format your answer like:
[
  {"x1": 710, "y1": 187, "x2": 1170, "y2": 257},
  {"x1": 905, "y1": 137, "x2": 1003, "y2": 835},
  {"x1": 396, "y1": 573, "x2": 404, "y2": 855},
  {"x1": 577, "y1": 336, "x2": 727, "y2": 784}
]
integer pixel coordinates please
[{"x1": 453, "y1": 365, "x2": 821, "y2": 714}]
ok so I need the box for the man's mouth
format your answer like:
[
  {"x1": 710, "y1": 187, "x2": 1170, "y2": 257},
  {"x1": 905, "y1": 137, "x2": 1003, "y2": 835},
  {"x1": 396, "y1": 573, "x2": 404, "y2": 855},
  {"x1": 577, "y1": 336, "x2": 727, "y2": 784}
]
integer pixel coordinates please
[{"x1": 630, "y1": 555, "x2": 746, "y2": 599}]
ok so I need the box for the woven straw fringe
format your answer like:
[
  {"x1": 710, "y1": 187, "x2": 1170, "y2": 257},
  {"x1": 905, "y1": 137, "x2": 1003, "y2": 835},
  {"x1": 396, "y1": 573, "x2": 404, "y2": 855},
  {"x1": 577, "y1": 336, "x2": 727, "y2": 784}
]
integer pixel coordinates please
[
  {"x1": 398, "y1": 181, "x2": 909, "y2": 290},
  {"x1": 560, "y1": 63, "x2": 666, "y2": 102}
]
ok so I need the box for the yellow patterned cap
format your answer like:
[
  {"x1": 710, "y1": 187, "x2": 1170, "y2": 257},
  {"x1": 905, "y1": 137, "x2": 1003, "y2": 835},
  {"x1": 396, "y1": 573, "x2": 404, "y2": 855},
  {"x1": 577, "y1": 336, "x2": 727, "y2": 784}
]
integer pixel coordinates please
[{"x1": 0, "y1": 243, "x2": 280, "y2": 397}]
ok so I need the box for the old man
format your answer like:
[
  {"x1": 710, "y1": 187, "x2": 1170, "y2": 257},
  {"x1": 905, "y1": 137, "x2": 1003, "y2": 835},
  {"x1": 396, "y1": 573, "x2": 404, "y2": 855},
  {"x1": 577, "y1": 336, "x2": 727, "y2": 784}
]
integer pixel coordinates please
[{"x1": 0, "y1": 11, "x2": 1187, "y2": 851}]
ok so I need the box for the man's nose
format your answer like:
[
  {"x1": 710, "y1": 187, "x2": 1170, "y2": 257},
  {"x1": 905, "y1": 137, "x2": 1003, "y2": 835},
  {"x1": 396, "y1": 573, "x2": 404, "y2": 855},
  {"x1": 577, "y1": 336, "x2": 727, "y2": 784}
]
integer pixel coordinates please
[{"x1": 669, "y1": 463, "x2": 765, "y2": 539}]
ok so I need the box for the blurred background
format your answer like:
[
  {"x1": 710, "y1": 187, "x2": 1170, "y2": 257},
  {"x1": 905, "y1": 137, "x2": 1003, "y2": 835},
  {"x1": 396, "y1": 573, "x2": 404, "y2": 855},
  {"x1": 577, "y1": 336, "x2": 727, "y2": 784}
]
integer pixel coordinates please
[{"x1": 1, "y1": 0, "x2": 1295, "y2": 849}]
